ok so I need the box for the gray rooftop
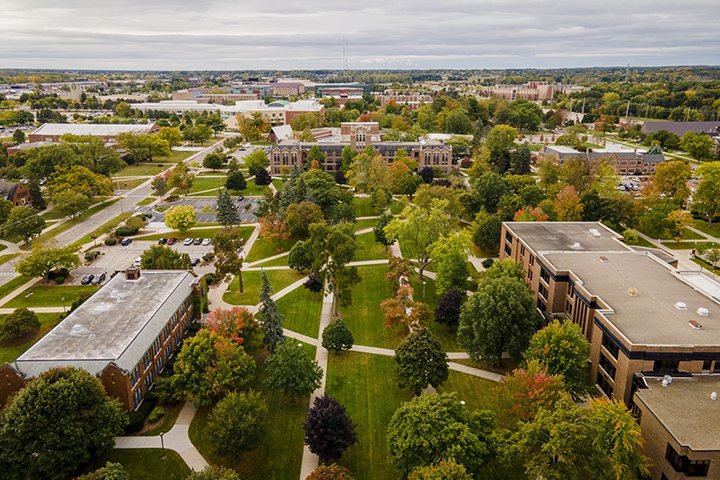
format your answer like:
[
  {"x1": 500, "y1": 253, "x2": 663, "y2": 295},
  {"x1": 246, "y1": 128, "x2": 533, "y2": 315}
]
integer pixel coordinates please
[
  {"x1": 543, "y1": 251, "x2": 720, "y2": 347},
  {"x1": 16, "y1": 270, "x2": 195, "y2": 377},
  {"x1": 635, "y1": 375, "x2": 720, "y2": 451},
  {"x1": 31, "y1": 122, "x2": 157, "y2": 136},
  {"x1": 505, "y1": 221, "x2": 626, "y2": 253}
]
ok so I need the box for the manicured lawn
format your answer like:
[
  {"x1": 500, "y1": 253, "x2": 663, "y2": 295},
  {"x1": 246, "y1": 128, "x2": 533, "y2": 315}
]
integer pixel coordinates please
[
  {"x1": 136, "y1": 226, "x2": 253, "y2": 242},
  {"x1": 114, "y1": 177, "x2": 146, "y2": 190},
  {"x1": 692, "y1": 258, "x2": 720, "y2": 275},
  {"x1": 353, "y1": 218, "x2": 378, "y2": 231},
  {"x1": 223, "y1": 269, "x2": 304, "y2": 306},
  {"x1": 0, "y1": 275, "x2": 33, "y2": 301},
  {"x1": 398, "y1": 240, "x2": 420, "y2": 260},
  {"x1": 327, "y1": 352, "x2": 410, "y2": 480},
  {"x1": 41, "y1": 208, "x2": 67, "y2": 221},
  {"x1": 637, "y1": 226, "x2": 704, "y2": 241},
  {"x1": 188, "y1": 176, "x2": 226, "y2": 195},
  {"x1": 0, "y1": 313, "x2": 62, "y2": 364},
  {"x1": 390, "y1": 199, "x2": 407, "y2": 215},
  {"x1": 0, "y1": 253, "x2": 19, "y2": 265},
  {"x1": 245, "y1": 235, "x2": 296, "y2": 264},
  {"x1": 353, "y1": 197, "x2": 381, "y2": 217},
  {"x1": 271, "y1": 178, "x2": 284, "y2": 191},
  {"x1": 436, "y1": 370, "x2": 499, "y2": 412},
  {"x1": 354, "y1": 232, "x2": 388, "y2": 261},
  {"x1": 624, "y1": 235, "x2": 656, "y2": 248},
  {"x1": 660, "y1": 241, "x2": 720, "y2": 250},
  {"x1": 136, "y1": 197, "x2": 154, "y2": 206},
  {"x1": 73, "y1": 212, "x2": 134, "y2": 247},
  {"x1": 3, "y1": 284, "x2": 99, "y2": 308},
  {"x1": 407, "y1": 276, "x2": 461, "y2": 351},
  {"x1": 276, "y1": 284, "x2": 321, "y2": 338},
  {"x1": 114, "y1": 163, "x2": 166, "y2": 177},
  {"x1": 157, "y1": 150, "x2": 194, "y2": 163},
  {"x1": 256, "y1": 254, "x2": 289, "y2": 267},
  {"x1": 243, "y1": 179, "x2": 270, "y2": 196},
  {"x1": 691, "y1": 219, "x2": 720, "y2": 238},
  {"x1": 340, "y1": 265, "x2": 402, "y2": 349},
  {"x1": 87, "y1": 449, "x2": 190, "y2": 480},
  {"x1": 140, "y1": 401, "x2": 185, "y2": 437}
]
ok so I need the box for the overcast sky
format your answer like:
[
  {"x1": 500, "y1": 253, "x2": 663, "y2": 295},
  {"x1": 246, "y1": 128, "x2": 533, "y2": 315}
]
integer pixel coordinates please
[{"x1": 1, "y1": 0, "x2": 718, "y2": 70}]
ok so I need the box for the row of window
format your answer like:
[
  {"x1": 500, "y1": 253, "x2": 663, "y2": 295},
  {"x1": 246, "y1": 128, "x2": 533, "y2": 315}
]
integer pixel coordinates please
[{"x1": 665, "y1": 444, "x2": 710, "y2": 476}]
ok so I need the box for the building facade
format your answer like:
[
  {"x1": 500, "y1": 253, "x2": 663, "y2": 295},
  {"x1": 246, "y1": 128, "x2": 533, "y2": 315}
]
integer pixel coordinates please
[
  {"x1": 28, "y1": 123, "x2": 160, "y2": 143},
  {"x1": 541, "y1": 145, "x2": 666, "y2": 176},
  {"x1": 0, "y1": 180, "x2": 32, "y2": 206}
]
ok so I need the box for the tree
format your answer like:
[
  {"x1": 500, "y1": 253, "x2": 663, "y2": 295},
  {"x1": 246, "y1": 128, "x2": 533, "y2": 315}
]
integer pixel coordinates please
[
  {"x1": 15, "y1": 243, "x2": 80, "y2": 282},
  {"x1": 386, "y1": 392, "x2": 494, "y2": 476},
  {"x1": 468, "y1": 172, "x2": 507, "y2": 214},
  {"x1": 203, "y1": 152, "x2": 224, "y2": 171},
  {"x1": 157, "y1": 126, "x2": 182, "y2": 147},
  {"x1": 264, "y1": 340, "x2": 323, "y2": 400},
  {"x1": 12, "y1": 129, "x2": 25, "y2": 144},
  {"x1": 47, "y1": 165, "x2": 113, "y2": 199},
  {"x1": 428, "y1": 232, "x2": 470, "y2": 296},
  {"x1": 213, "y1": 227, "x2": 246, "y2": 292},
  {"x1": 307, "y1": 145, "x2": 326, "y2": 169},
  {"x1": 553, "y1": 185, "x2": 584, "y2": 221},
  {"x1": 226, "y1": 169, "x2": 247, "y2": 194},
  {"x1": 0, "y1": 308, "x2": 40, "y2": 341},
  {"x1": 4, "y1": 206, "x2": 45, "y2": 242},
  {"x1": 288, "y1": 240, "x2": 313, "y2": 272},
  {"x1": 286, "y1": 201, "x2": 324, "y2": 238},
  {"x1": 205, "y1": 307, "x2": 263, "y2": 355},
  {"x1": 258, "y1": 271, "x2": 285, "y2": 352},
  {"x1": 140, "y1": 244, "x2": 191, "y2": 270},
  {"x1": 171, "y1": 329, "x2": 255, "y2": 407},
  {"x1": 244, "y1": 149, "x2": 270, "y2": 176},
  {"x1": 185, "y1": 466, "x2": 243, "y2": 480},
  {"x1": 395, "y1": 328, "x2": 449, "y2": 394},
  {"x1": 52, "y1": 190, "x2": 91, "y2": 218},
  {"x1": 255, "y1": 167, "x2": 272, "y2": 186},
  {"x1": 114, "y1": 102, "x2": 132, "y2": 117},
  {"x1": 165, "y1": 204, "x2": 197, "y2": 232},
  {"x1": 321, "y1": 319, "x2": 354, "y2": 353},
  {"x1": 77, "y1": 462, "x2": 129, "y2": 480},
  {"x1": 524, "y1": 320, "x2": 590, "y2": 399},
  {"x1": 419, "y1": 166, "x2": 434, "y2": 184},
  {"x1": 0, "y1": 198, "x2": 13, "y2": 225},
  {"x1": 444, "y1": 109, "x2": 473, "y2": 134},
  {"x1": 0, "y1": 367, "x2": 127, "y2": 480},
  {"x1": 458, "y1": 275, "x2": 539, "y2": 366},
  {"x1": 346, "y1": 151, "x2": 392, "y2": 193},
  {"x1": 380, "y1": 284, "x2": 431, "y2": 333},
  {"x1": 652, "y1": 159, "x2": 691, "y2": 203},
  {"x1": 116, "y1": 132, "x2": 170, "y2": 162},
  {"x1": 307, "y1": 465, "x2": 354, "y2": 480},
  {"x1": 370, "y1": 186, "x2": 392, "y2": 212},
  {"x1": 205, "y1": 390, "x2": 268, "y2": 456},
  {"x1": 373, "y1": 213, "x2": 393, "y2": 246},
  {"x1": 680, "y1": 131, "x2": 714, "y2": 160},
  {"x1": 167, "y1": 161, "x2": 194, "y2": 193},
  {"x1": 494, "y1": 100, "x2": 542, "y2": 131},
  {"x1": 212, "y1": 189, "x2": 238, "y2": 227},
  {"x1": 152, "y1": 175, "x2": 168, "y2": 197},
  {"x1": 694, "y1": 162, "x2": 720, "y2": 224},
  {"x1": 435, "y1": 288, "x2": 466, "y2": 330},
  {"x1": 666, "y1": 209, "x2": 693, "y2": 242},
  {"x1": 471, "y1": 212, "x2": 502, "y2": 254},
  {"x1": 408, "y1": 459, "x2": 472, "y2": 480},
  {"x1": 304, "y1": 395, "x2": 357, "y2": 463}
]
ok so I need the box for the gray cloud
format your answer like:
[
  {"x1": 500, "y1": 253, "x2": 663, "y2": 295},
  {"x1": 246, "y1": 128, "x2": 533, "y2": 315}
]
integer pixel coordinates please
[{"x1": 0, "y1": 0, "x2": 718, "y2": 69}]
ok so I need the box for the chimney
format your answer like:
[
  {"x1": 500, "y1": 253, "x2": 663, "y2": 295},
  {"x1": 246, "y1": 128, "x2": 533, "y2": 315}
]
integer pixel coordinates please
[{"x1": 126, "y1": 266, "x2": 141, "y2": 281}]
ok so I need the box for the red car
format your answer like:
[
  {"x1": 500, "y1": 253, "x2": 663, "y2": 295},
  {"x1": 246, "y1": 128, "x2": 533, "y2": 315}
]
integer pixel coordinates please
[{"x1": 167, "y1": 238, "x2": 177, "y2": 245}]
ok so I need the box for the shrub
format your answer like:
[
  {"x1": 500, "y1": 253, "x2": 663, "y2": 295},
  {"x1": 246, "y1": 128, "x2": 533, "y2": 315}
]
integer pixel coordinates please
[
  {"x1": 54, "y1": 276, "x2": 65, "y2": 285},
  {"x1": 115, "y1": 226, "x2": 139, "y2": 237},
  {"x1": 125, "y1": 411, "x2": 145, "y2": 433},
  {"x1": 481, "y1": 258, "x2": 494, "y2": 269},
  {"x1": 84, "y1": 251, "x2": 101, "y2": 262},
  {"x1": 202, "y1": 252, "x2": 215, "y2": 262},
  {"x1": 104, "y1": 238, "x2": 117, "y2": 246},
  {"x1": 204, "y1": 273, "x2": 217, "y2": 285},
  {"x1": 148, "y1": 406, "x2": 166, "y2": 423}
]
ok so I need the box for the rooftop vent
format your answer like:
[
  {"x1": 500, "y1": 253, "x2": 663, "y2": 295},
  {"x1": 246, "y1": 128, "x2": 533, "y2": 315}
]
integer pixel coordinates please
[
  {"x1": 689, "y1": 320, "x2": 703, "y2": 330},
  {"x1": 712, "y1": 392, "x2": 718, "y2": 401},
  {"x1": 70, "y1": 324, "x2": 92, "y2": 336},
  {"x1": 599, "y1": 256, "x2": 608, "y2": 263},
  {"x1": 125, "y1": 266, "x2": 141, "y2": 281},
  {"x1": 675, "y1": 302, "x2": 688, "y2": 311},
  {"x1": 571, "y1": 242, "x2": 582, "y2": 250},
  {"x1": 662, "y1": 375, "x2": 672, "y2": 387},
  {"x1": 627, "y1": 287, "x2": 639, "y2": 297},
  {"x1": 697, "y1": 307, "x2": 710, "y2": 317},
  {"x1": 589, "y1": 229, "x2": 601, "y2": 238}
]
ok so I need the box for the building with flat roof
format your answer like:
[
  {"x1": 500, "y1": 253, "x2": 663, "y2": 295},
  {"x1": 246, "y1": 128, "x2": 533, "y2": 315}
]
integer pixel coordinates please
[
  {"x1": 541, "y1": 145, "x2": 667, "y2": 176},
  {"x1": 641, "y1": 121, "x2": 720, "y2": 137},
  {"x1": 0, "y1": 269, "x2": 199, "y2": 410},
  {"x1": 28, "y1": 122, "x2": 159, "y2": 143}
]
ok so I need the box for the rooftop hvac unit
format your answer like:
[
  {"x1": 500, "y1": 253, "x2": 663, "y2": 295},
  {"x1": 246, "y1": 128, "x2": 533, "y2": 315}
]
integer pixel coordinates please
[
  {"x1": 675, "y1": 302, "x2": 688, "y2": 311},
  {"x1": 589, "y1": 229, "x2": 601, "y2": 238},
  {"x1": 697, "y1": 307, "x2": 710, "y2": 317}
]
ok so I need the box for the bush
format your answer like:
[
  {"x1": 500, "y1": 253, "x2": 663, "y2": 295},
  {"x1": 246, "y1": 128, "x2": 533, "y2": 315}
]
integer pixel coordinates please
[
  {"x1": 54, "y1": 276, "x2": 65, "y2": 285},
  {"x1": 125, "y1": 411, "x2": 145, "y2": 433},
  {"x1": 202, "y1": 252, "x2": 215, "y2": 262},
  {"x1": 104, "y1": 238, "x2": 117, "y2": 246},
  {"x1": 148, "y1": 406, "x2": 166, "y2": 423},
  {"x1": 203, "y1": 273, "x2": 217, "y2": 285},
  {"x1": 115, "y1": 226, "x2": 139, "y2": 237},
  {"x1": 481, "y1": 258, "x2": 494, "y2": 269},
  {"x1": 84, "y1": 251, "x2": 101, "y2": 262}
]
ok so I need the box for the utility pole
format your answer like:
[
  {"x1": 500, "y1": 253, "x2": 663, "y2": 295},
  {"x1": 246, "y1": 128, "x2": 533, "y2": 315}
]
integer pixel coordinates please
[
  {"x1": 581, "y1": 98, "x2": 586, "y2": 115},
  {"x1": 625, "y1": 100, "x2": 631, "y2": 120},
  {"x1": 685, "y1": 107, "x2": 691, "y2": 122}
]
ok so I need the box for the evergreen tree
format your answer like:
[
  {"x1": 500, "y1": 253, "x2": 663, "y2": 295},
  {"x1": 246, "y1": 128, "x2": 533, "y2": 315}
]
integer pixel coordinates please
[
  {"x1": 225, "y1": 169, "x2": 246, "y2": 194},
  {"x1": 216, "y1": 189, "x2": 240, "y2": 226},
  {"x1": 255, "y1": 167, "x2": 272, "y2": 186},
  {"x1": 258, "y1": 271, "x2": 285, "y2": 351}
]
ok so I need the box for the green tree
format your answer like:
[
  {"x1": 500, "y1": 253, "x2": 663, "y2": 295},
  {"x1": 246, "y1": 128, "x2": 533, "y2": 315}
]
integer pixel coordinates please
[
  {"x1": 164, "y1": 204, "x2": 197, "y2": 232},
  {"x1": 494, "y1": 100, "x2": 543, "y2": 131},
  {"x1": 205, "y1": 390, "x2": 268, "y2": 457},
  {"x1": 114, "y1": 102, "x2": 132, "y2": 117},
  {"x1": 265, "y1": 341, "x2": 323, "y2": 400},
  {"x1": 225, "y1": 169, "x2": 247, "y2": 194},
  {"x1": 346, "y1": 151, "x2": 392, "y2": 193},
  {"x1": 116, "y1": 132, "x2": 170, "y2": 162},
  {"x1": 321, "y1": 319, "x2": 354, "y2": 353},
  {"x1": 408, "y1": 459, "x2": 472, "y2": 480},
  {"x1": 467, "y1": 172, "x2": 508, "y2": 214},
  {"x1": 694, "y1": 162, "x2": 720, "y2": 224},
  {"x1": 244, "y1": 149, "x2": 270, "y2": 176},
  {"x1": 171, "y1": 329, "x2": 255, "y2": 407},
  {"x1": 76, "y1": 462, "x2": 129, "y2": 480},
  {"x1": 258, "y1": 271, "x2": 285, "y2": 352},
  {"x1": 286, "y1": 201, "x2": 324, "y2": 238},
  {"x1": 59, "y1": 135, "x2": 126, "y2": 176},
  {"x1": 471, "y1": 212, "x2": 502, "y2": 254},
  {"x1": 307, "y1": 464, "x2": 354, "y2": 480},
  {"x1": 152, "y1": 175, "x2": 168, "y2": 197},
  {"x1": 0, "y1": 198, "x2": 13, "y2": 225},
  {"x1": 395, "y1": 328, "x2": 449, "y2": 394},
  {"x1": 304, "y1": 395, "x2": 357, "y2": 463},
  {"x1": 652, "y1": 159, "x2": 691, "y2": 203},
  {"x1": 15, "y1": 243, "x2": 80, "y2": 282},
  {"x1": 140, "y1": 244, "x2": 191, "y2": 270},
  {"x1": 213, "y1": 227, "x2": 246, "y2": 292},
  {"x1": 47, "y1": 165, "x2": 113, "y2": 198},
  {"x1": 0, "y1": 308, "x2": 40, "y2": 341},
  {"x1": 680, "y1": 131, "x2": 714, "y2": 160},
  {"x1": 370, "y1": 186, "x2": 392, "y2": 212},
  {"x1": 12, "y1": 129, "x2": 25, "y2": 144},
  {"x1": 254, "y1": 167, "x2": 272, "y2": 186},
  {"x1": 524, "y1": 320, "x2": 590, "y2": 399},
  {"x1": 4, "y1": 206, "x2": 45, "y2": 242},
  {"x1": 216, "y1": 189, "x2": 240, "y2": 226},
  {"x1": 428, "y1": 232, "x2": 470, "y2": 296},
  {"x1": 0, "y1": 367, "x2": 127, "y2": 480},
  {"x1": 373, "y1": 213, "x2": 394, "y2": 246},
  {"x1": 203, "y1": 152, "x2": 224, "y2": 171},
  {"x1": 157, "y1": 126, "x2": 183, "y2": 147},
  {"x1": 52, "y1": 190, "x2": 91, "y2": 218},
  {"x1": 307, "y1": 145, "x2": 326, "y2": 169},
  {"x1": 185, "y1": 466, "x2": 242, "y2": 480},
  {"x1": 444, "y1": 109, "x2": 473, "y2": 134},
  {"x1": 386, "y1": 392, "x2": 494, "y2": 476},
  {"x1": 458, "y1": 275, "x2": 539, "y2": 366},
  {"x1": 288, "y1": 240, "x2": 313, "y2": 272},
  {"x1": 167, "y1": 161, "x2": 194, "y2": 193}
]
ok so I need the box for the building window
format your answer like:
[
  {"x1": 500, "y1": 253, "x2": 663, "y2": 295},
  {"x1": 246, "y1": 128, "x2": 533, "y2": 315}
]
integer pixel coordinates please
[
  {"x1": 599, "y1": 353, "x2": 616, "y2": 380},
  {"x1": 597, "y1": 373, "x2": 613, "y2": 397},
  {"x1": 703, "y1": 359, "x2": 712, "y2": 372},
  {"x1": 538, "y1": 284, "x2": 548, "y2": 300},
  {"x1": 527, "y1": 269, "x2": 533, "y2": 281},
  {"x1": 713, "y1": 360, "x2": 720, "y2": 374},
  {"x1": 520, "y1": 245, "x2": 526, "y2": 256},
  {"x1": 653, "y1": 359, "x2": 679, "y2": 375},
  {"x1": 504, "y1": 243, "x2": 512, "y2": 257},
  {"x1": 665, "y1": 444, "x2": 711, "y2": 476},
  {"x1": 601, "y1": 333, "x2": 620, "y2": 359},
  {"x1": 529, "y1": 255, "x2": 535, "y2": 266},
  {"x1": 540, "y1": 268, "x2": 550, "y2": 283}
]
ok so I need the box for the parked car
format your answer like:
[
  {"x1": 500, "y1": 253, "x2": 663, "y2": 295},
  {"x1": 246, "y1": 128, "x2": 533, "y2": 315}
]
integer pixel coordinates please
[
  {"x1": 158, "y1": 238, "x2": 167, "y2": 245},
  {"x1": 91, "y1": 272, "x2": 106, "y2": 285},
  {"x1": 191, "y1": 258, "x2": 201, "y2": 267},
  {"x1": 134, "y1": 257, "x2": 142, "y2": 267},
  {"x1": 225, "y1": 155, "x2": 234, "y2": 161},
  {"x1": 202, "y1": 238, "x2": 212, "y2": 246},
  {"x1": 81, "y1": 274, "x2": 94, "y2": 285},
  {"x1": 120, "y1": 238, "x2": 132, "y2": 246},
  {"x1": 237, "y1": 195, "x2": 245, "y2": 202},
  {"x1": 193, "y1": 238, "x2": 202, "y2": 245},
  {"x1": 167, "y1": 237, "x2": 177, "y2": 245},
  {"x1": 183, "y1": 238, "x2": 194, "y2": 246}
]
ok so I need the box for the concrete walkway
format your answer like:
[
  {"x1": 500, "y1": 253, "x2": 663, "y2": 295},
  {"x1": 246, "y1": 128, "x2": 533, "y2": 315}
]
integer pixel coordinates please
[
  {"x1": 115, "y1": 401, "x2": 209, "y2": 472},
  {"x1": 0, "y1": 306, "x2": 65, "y2": 314},
  {"x1": 0, "y1": 278, "x2": 39, "y2": 306}
]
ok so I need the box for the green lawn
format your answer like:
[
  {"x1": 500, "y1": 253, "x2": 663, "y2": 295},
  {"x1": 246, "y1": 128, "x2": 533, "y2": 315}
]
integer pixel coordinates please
[
  {"x1": 114, "y1": 163, "x2": 166, "y2": 177},
  {"x1": 0, "y1": 313, "x2": 62, "y2": 364},
  {"x1": 340, "y1": 265, "x2": 402, "y2": 349},
  {"x1": 354, "y1": 232, "x2": 388, "y2": 262},
  {"x1": 245, "y1": 236, "x2": 296, "y2": 264},
  {"x1": 73, "y1": 212, "x2": 134, "y2": 247},
  {"x1": 660, "y1": 241, "x2": 720, "y2": 250},
  {"x1": 243, "y1": 179, "x2": 270, "y2": 196},
  {"x1": 188, "y1": 176, "x2": 226, "y2": 195},
  {"x1": 3, "y1": 284, "x2": 99, "y2": 308},
  {"x1": 692, "y1": 257, "x2": 720, "y2": 275},
  {"x1": 86, "y1": 449, "x2": 190, "y2": 480},
  {"x1": 114, "y1": 177, "x2": 146, "y2": 190},
  {"x1": 353, "y1": 197, "x2": 381, "y2": 217},
  {"x1": 637, "y1": 227, "x2": 704, "y2": 241},
  {"x1": 327, "y1": 352, "x2": 411, "y2": 480},
  {"x1": 691, "y1": 219, "x2": 720, "y2": 239},
  {"x1": 271, "y1": 179, "x2": 284, "y2": 191},
  {"x1": 136, "y1": 226, "x2": 253, "y2": 242},
  {"x1": 436, "y1": 370, "x2": 499, "y2": 412},
  {"x1": 0, "y1": 276, "x2": 33, "y2": 301},
  {"x1": 276, "y1": 284, "x2": 321, "y2": 338},
  {"x1": 353, "y1": 218, "x2": 378, "y2": 231},
  {"x1": 136, "y1": 197, "x2": 154, "y2": 206},
  {"x1": 140, "y1": 401, "x2": 185, "y2": 437},
  {"x1": 41, "y1": 209, "x2": 67, "y2": 221},
  {"x1": 624, "y1": 235, "x2": 656, "y2": 248},
  {"x1": 257, "y1": 255, "x2": 289, "y2": 267},
  {"x1": 390, "y1": 199, "x2": 407, "y2": 215},
  {"x1": 157, "y1": 150, "x2": 194, "y2": 163},
  {"x1": 0, "y1": 253, "x2": 19, "y2": 265},
  {"x1": 223, "y1": 269, "x2": 304, "y2": 306}
]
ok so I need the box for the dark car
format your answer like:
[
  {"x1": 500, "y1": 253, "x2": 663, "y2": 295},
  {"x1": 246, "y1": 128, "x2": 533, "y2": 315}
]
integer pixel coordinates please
[
  {"x1": 167, "y1": 237, "x2": 177, "y2": 245},
  {"x1": 158, "y1": 238, "x2": 167, "y2": 245},
  {"x1": 81, "y1": 274, "x2": 94, "y2": 285},
  {"x1": 193, "y1": 238, "x2": 202, "y2": 245},
  {"x1": 120, "y1": 238, "x2": 132, "y2": 246},
  {"x1": 237, "y1": 195, "x2": 245, "y2": 202},
  {"x1": 91, "y1": 272, "x2": 106, "y2": 285},
  {"x1": 191, "y1": 258, "x2": 201, "y2": 266}
]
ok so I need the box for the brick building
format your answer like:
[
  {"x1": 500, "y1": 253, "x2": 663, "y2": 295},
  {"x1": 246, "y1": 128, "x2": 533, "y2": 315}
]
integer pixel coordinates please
[
  {"x1": 0, "y1": 269, "x2": 200, "y2": 410},
  {"x1": 0, "y1": 179, "x2": 32, "y2": 206},
  {"x1": 28, "y1": 123, "x2": 160, "y2": 143},
  {"x1": 541, "y1": 145, "x2": 667, "y2": 176}
]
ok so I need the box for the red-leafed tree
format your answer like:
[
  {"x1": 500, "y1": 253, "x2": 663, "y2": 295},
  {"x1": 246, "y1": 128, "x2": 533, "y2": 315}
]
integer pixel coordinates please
[{"x1": 205, "y1": 307, "x2": 264, "y2": 355}]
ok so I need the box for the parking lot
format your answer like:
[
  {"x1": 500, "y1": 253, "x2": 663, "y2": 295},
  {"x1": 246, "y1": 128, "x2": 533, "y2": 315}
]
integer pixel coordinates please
[{"x1": 137, "y1": 197, "x2": 260, "y2": 224}]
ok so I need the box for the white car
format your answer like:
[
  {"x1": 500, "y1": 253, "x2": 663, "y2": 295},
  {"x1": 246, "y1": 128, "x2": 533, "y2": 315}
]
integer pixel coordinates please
[
  {"x1": 202, "y1": 238, "x2": 212, "y2": 246},
  {"x1": 133, "y1": 257, "x2": 142, "y2": 266},
  {"x1": 183, "y1": 238, "x2": 194, "y2": 246}
]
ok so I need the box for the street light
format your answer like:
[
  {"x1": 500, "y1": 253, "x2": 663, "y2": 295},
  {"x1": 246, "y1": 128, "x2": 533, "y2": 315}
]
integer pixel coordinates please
[
  {"x1": 160, "y1": 432, "x2": 165, "y2": 458},
  {"x1": 91, "y1": 234, "x2": 97, "y2": 247},
  {"x1": 61, "y1": 296, "x2": 66, "y2": 313},
  {"x1": 422, "y1": 281, "x2": 426, "y2": 299}
]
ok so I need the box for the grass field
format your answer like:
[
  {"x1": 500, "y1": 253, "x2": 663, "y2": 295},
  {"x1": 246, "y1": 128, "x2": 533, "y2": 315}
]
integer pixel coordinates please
[
  {"x1": 136, "y1": 197, "x2": 154, "y2": 206},
  {"x1": 73, "y1": 212, "x2": 134, "y2": 247},
  {"x1": 354, "y1": 232, "x2": 388, "y2": 262},
  {"x1": 0, "y1": 276, "x2": 32, "y2": 301},
  {"x1": 271, "y1": 178, "x2": 284, "y2": 191},
  {"x1": 41, "y1": 208, "x2": 67, "y2": 221},
  {"x1": 188, "y1": 176, "x2": 226, "y2": 195},
  {"x1": 276, "y1": 284, "x2": 321, "y2": 338},
  {"x1": 0, "y1": 253, "x2": 19, "y2": 265},
  {"x1": 86, "y1": 449, "x2": 190, "y2": 480},
  {"x1": 436, "y1": 370, "x2": 499, "y2": 412},
  {"x1": 0, "y1": 312, "x2": 62, "y2": 364},
  {"x1": 223, "y1": 269, "x2": 304, "y2": 306},
  {"x1": 353, "y1": 218, "x2": 379, "y2": 231},
  {"x1": 692, "y1": 257, "x2": 720, "y2": 275},
  {"x1": 245, "y1": 236, "x2": 296, "y2": 264},
  {"x1": 327, "y1": 352, "x2": 410, "y2": 480},
  {"x1": 157, "y1": 150, "x2": 194, "y2": 163},
  {"x1": 390, "y1": 199, "x2": 407, "y2": 215},
  {"x1": 114, "y1": 178, "x2": 146, "y2": 190},
  {"x1": 691, "y1": 219, "x2": 720, "y2": 238},
  {"x1": 3, "y1": 284, "x2": 99, "y2": 308},
  {"x1": 660, "y1": 241, "x2": 720, "y2": 250},
  {"x1": 256, "y1": 254, "x2": 289, "y2": 267},
  {"x1": 353, "y1": 197, "x2": 382, "y2": 217},
  {"x1": 243, "y1": 179, "x2": 270, "y2": 196},
  {"x1": 114, "y1": 163, "x2": 166, "y2": 177}
]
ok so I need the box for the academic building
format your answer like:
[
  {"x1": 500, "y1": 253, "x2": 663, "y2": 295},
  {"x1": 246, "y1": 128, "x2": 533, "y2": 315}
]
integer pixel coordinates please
[
  {"x1": 541, "y1": 145, "x2": 667, "y2": 176},
  {"x1": 0, "y1": 269, "x2": 201, "y2": 410},
  {"x1": 501, "y1": 221, "x2": 720, "y2": 479}
]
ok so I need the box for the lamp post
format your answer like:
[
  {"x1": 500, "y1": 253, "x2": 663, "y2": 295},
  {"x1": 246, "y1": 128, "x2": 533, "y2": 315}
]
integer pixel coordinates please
[
  {"x1": 423, "y1": 281, "x2": 426, "y2": 299},
  {"x1": 91, "y1": 234, "x2": 97, "y2": 247},
  {"x1": 61, "y1": 296, "x2": 66, "y2": 314},
  {"x1": 160, "y1": 432, "x2": 165, "y2": 458}
]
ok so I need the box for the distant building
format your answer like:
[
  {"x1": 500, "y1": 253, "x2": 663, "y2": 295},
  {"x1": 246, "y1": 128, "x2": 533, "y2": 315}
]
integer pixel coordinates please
[
  {"x1": 267, "y1": 125, "x2": 294, "y2": 143},
  {"x1": 0, "y1": 179, "x2": 31, "y2": 206},
  {"x1": 374, "y1": 93, "x2": 433, "y2": 111},
  {"x1": 28, "y1": 123, "x2": 159, "y2": 143},
  {"x1": 0, "y1": 269, "x2": 200, "y2": 410},
  {"x1": 541, "y1": 145, "x2": 666, "y2": 176},
  {"x1": 641, "y1": 121, "x2": 720, "y2": 137},
  {"x1": 6, "y1": 141, "x2": 59, "y2": 157},
  {"x1": 479, "y1": 81, "x2": 587, "y2": 101}
]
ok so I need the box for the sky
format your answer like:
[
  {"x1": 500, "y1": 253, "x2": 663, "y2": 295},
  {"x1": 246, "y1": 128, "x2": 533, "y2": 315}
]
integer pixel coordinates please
[{"x1": 1, "y1": 0, "x2": 719, "y2": 70}]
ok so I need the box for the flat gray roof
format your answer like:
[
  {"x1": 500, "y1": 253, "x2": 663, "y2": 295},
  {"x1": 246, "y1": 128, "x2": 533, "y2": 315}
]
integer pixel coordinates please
[
  {"x1": 543, "y1": 252, "x2": 720, "y2": 347},
  {"x1": 16, "y1": 270, "x2": 195, "y2": 377},
  {"x1": 32, "y1": 123, "x2": 156, "y2": 136},
  {"x1": 635, "y1": 375, "x2": 720, "y2": 451},
  {"x1": 505, "y1": 222, "x2": 626, "y2": 253}
]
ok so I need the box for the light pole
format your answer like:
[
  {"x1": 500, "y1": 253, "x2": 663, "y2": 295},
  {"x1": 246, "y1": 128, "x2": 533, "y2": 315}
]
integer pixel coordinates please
[
  {"x1": 61, "y1": 296, "x2": 66, "y2": 314},
  {"x1": 422, "y1": 281, "x2": 426, "y2": 299},
  {"x1": 160, "y1": 432, "x2": 165, "y2": 458},
  {"x1": 91, "y1": 234, "x2": 97, "y2": 247}
]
